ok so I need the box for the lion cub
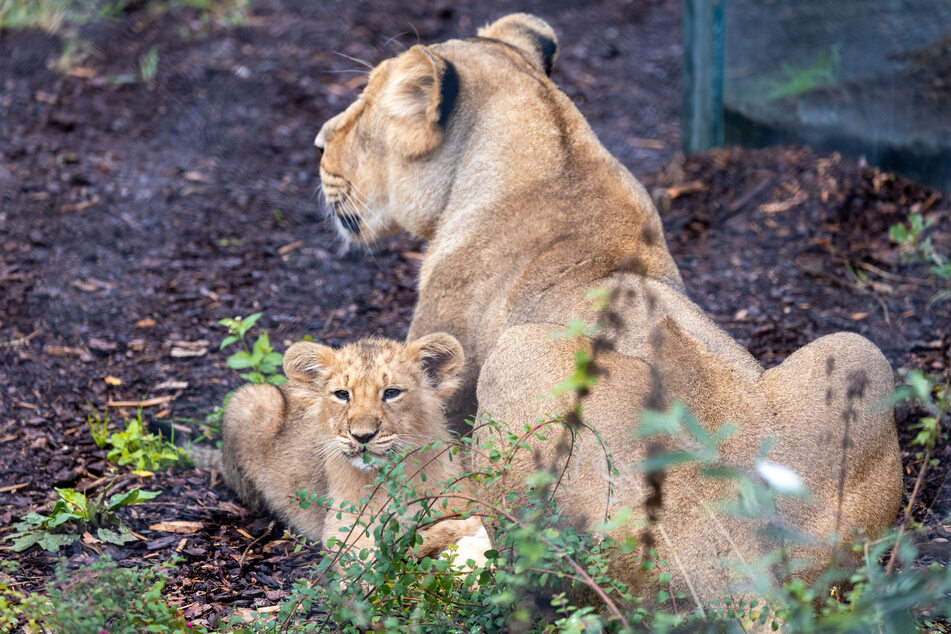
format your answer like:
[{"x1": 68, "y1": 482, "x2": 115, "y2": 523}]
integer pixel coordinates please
[{"x1": 219, "y1": 333, "x2": 488, "y2": 566}]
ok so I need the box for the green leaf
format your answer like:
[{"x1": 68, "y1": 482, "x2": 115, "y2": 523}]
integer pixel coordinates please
[
  {"x1": 48, "y1": 510, "x2": 83, "y2": 528},
  {"x1": 929, "y1": 288, "x2": 951, "y2": 308},
  {"x1": 219, "y1": 335, "x2": 238, "y2": 350},
  {"x1": 56, "y1": 488, "x2": 89, "y2": 517},
  {"x1": 107, "y1": 488, "x2": 161, "y2": 510},
  {"x1": 253, "y1": 332, "x2": 272, "y2": 353},
  {"x1": 240, "y1": 371, "x2": 266, "y2": 384},
  {"x1": 37, "y1": 532, "x2": 80, "y2": 552},
  {"x1": 261, "y1": 351, "x2": 283, "y2": 371},
  {"x1": 241, "y1": 312, "x2": 262, "y2": 332},
  {"x1": 637, "y1": 407, "x2": 682, "y2": 437},
  {"x1": 9, "y1": 532, "x2": 44, "y2": 552},
  {"x1": 657, "y1": 590, "x2": 670, "y2": 603},
  {"x1": 889, "y1": 223, "x2": 908, "y2": 244},
  {"x1": 97, "y1": 526, "x2": 137, "y2": 545},
  {"x1": 637, "y1": 450, "x2": 696, "y2": 473},
  {"x1": 226, "y1": 351, "x2": 255, "y2": 369},
  {"x1": 908, "y1": 370, "x2": 932, "y2": 403},
  {"x1": 267, "y1": 374, "x2": 288, "y2": 386},
  {"x1": 18, "y1": 512, "x2": 48, "y2": 527}
]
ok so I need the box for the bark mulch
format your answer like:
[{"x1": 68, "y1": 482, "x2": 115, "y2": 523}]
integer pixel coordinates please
[{"x1": 0, "y1": 0, "x2": 948, "y2": 628}]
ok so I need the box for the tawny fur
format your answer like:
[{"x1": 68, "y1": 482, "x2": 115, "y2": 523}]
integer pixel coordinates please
[
  {"x1": 314, "y1": 14, "x2": 902, "y2": 605},
  {"x1": 220, "y1": 334, "x2": 487, "y2": 565}
]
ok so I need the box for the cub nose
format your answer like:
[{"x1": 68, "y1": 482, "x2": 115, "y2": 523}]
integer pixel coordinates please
[{"x1": 350, "y1": 430, "x2": 377, "y2": 445}]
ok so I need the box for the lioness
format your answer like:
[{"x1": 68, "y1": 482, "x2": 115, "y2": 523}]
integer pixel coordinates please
[
  {"x1": 313, "y1": 14, "x2": 901, "y2": 605},
  {"x1": 219, "y1": 334, "x2": 488, "y2": 565}
]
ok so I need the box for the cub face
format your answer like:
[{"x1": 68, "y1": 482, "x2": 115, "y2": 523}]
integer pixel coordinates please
[
  {"x1": 283, "y1": 333, "x2": 464, "y2": 472},
  {"x1": 313, "y1": 13, "x2": 559, "y2": 244}
]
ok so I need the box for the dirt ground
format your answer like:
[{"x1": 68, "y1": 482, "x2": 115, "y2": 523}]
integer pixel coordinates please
[{"x1": 1, "y1": 0, "x2": 949, "y2": 628}]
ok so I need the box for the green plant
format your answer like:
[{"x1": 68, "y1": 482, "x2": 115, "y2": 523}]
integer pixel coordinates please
[
  {"x1": 90, "y1": 405, "x2": 190, "y2": 470},
  {"x1": 889, "y1": 212, "x2": 950, "y2": 305},
  {"x1": 885, "y1": 370, "x2": 949, "y2": 575},
  {"x1": 890, "y1": 213, "x2": 936, "y2": 263},
  {"x1": 0, "y1": 0, "x2": 80, "y2": 33},
  {"x1": 219, "y1": 312, "x2": 286, "y2": 386},
  {"x1": 9, "y1": 557, "x2": 203, "y2": 633},
  {"x1": 6, "y1": 480, "x2": 160, "y2": 552},
  {"x1": 139, "y1": 43, "x2": 158, "y2": 81},
  {"x1": 0, "y1": 561, "x2": 22, "y2": 633},
  {"x1": 766, "y1": 46, "x2": 841, "y2": 101}
]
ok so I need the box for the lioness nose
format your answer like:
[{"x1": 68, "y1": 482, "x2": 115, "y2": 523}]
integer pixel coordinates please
[
  {"x1": 314, "y1": 119, "x2": 335, "y2": 152},
  {"x1": 351, "y1": 430, "x2": 377, "y2": 445}
]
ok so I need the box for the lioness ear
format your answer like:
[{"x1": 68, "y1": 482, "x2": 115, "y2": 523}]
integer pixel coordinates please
[
  {"x1": 380, "y1": 45, "x2": 458, "y2": 159},
  {"x1": 478, "y1": 13, "x2": 558, "y2": 76},
  {"x1": 407, "y1": 333, "x2": 465, "y2": 398},
  {"x1": 283, "y1": 341, "x2": 336, "y2": 382}
]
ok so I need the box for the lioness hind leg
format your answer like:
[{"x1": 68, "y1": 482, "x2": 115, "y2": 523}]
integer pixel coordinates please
[{"x1": 758, "y1": 332, "x2": 902, "y2": 547}]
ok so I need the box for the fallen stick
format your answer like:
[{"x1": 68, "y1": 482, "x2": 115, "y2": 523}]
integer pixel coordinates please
[{"x1": 107, "y1": 394, "x2": 177, "y2": 408}]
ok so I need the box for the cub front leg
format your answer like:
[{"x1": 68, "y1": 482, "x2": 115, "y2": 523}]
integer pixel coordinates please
[{"x1": 417, "y1": 516, "x2": 491, "y2": 570}]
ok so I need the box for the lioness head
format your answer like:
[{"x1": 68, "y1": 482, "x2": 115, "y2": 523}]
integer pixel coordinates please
[
  {"x1": 314, "y1": 13, "x2": 558, "y2": 243},
  {"x1": 283, "y1": 333, "x2": 464, "y2": 471}
]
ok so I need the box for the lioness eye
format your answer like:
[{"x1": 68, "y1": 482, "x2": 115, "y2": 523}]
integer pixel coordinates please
[
  {"x1": 382, "y1": 388, "x2": 402, "y2": 401},
  {"x1": 333, "y1": 390, "x2": 350, "y2": 402}
]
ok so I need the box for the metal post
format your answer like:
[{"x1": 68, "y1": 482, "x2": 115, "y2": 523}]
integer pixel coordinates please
[{"x1": 682, "y1": 0, "x2": 724, "y2": 153}]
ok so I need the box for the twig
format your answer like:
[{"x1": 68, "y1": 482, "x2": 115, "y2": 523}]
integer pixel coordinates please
[
  {"x1": 107, "y1": 395, "x2": 176, "y2": 408},
  {"x1": 0, "y1": 328, "x2": 42, "y2": 348},
  {"x1": 885, "y1": 445, "x2": 932, "y2": 575},
  {"x1": 239, "y1": 520, "x2": 275, "y2": 569}
]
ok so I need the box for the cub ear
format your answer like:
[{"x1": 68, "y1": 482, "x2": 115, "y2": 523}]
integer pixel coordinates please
[
  {"x1": 283, "y1": 341, "x2": 336, "y2": 382},
  {"x1": 478, "y1": 13, "x2": 558, "y2": 76},
  {"x1": 407, "y1": 333, "x2": 465, "y2": 398},
  {"x1": 380, "y1": 45, "x2": 458, "y2": 159}
]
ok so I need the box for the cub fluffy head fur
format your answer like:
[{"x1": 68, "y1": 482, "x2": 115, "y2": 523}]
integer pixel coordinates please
[
  {"x1": 282, "y1": 333, "x2": 463, "y2": 473},
  {"x1": 220, "y1": 333, "x2": 483, "y2": 560}
]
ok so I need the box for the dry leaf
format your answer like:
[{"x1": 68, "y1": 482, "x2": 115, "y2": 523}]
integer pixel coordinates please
[
  {"x1": 759, "y1": 191, "x2": 807, "y2": 214},
  {"x1": 183, "y1": 171, "x2": 210, "y2": 183},
  {"x1": 850, "y1": 312, "x2": 869, "y2": 321},
  {"x1": 104, "y1": 376, "x2": 122, "y2": 386},
  {"x1": 67, "y1": 67, "x2": 96, "y2": 78},
  {"x1": 88, "y1": 337, "x2": 117, "y2": 352},
  {"x1": 154, "y1": 380, "x2": 188, "y2": 391},
  {"x1": 45, "y1": 345, "x2": 85, "y2": 357},
  {"x1": 149, "y1": 521, "x2": 204, "y2": 534},
  {"x1": 135, "y1": 318, "x2": 157, "y2": 328},
  {"x1": 170, "y1": 340, "x2": 209, "y2": 357}
]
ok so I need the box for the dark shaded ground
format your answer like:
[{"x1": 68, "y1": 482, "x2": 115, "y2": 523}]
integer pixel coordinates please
[{"x1": 0, "y1": 0, "x2": 948, "y2": 628}]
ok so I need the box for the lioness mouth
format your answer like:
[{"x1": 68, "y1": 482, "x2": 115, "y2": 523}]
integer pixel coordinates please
[{"x1": 336, "y1": 212, "x2": 361, "y2": 235}]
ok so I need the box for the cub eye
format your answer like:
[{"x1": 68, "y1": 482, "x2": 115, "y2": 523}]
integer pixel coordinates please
[
  {"x1": 382, "y1": 388, "x2": 402, "y2": 401},
  {"x1": 333, "y1": 390, "x2": 350, "y2": 402}
]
